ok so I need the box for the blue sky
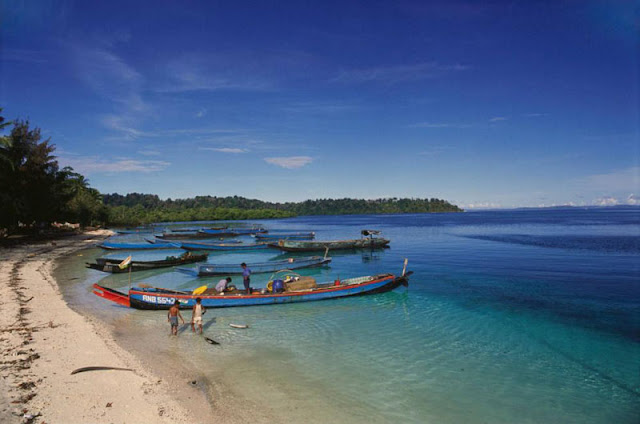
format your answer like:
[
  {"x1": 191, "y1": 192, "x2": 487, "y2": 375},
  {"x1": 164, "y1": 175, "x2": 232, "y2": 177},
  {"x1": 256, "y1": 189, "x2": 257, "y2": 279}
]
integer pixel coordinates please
[{"x1": 1, "y1": 0, "x2": 637, "y2": 208}]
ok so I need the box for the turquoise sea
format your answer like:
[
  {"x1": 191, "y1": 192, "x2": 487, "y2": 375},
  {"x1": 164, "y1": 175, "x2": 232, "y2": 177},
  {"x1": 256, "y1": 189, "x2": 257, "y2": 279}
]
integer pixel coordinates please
[{"x1": 56, "y1": 207, "x2": 640, "y2": 423}]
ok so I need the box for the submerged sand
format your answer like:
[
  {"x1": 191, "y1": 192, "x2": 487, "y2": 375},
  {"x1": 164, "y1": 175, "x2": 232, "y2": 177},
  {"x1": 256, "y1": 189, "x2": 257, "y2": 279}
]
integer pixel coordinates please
[{"x1": 0, "y1": 231, "x2": 212, "y2": 424}]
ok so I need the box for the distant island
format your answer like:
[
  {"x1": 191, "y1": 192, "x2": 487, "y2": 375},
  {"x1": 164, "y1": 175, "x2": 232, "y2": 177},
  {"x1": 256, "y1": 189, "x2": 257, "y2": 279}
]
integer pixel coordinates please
[
  {"x1": 0, "y1": 109, "x2": 461, "y2": 233},
  {"x1": 103, "y1": 193, "x2": 463, "y2": 226}
]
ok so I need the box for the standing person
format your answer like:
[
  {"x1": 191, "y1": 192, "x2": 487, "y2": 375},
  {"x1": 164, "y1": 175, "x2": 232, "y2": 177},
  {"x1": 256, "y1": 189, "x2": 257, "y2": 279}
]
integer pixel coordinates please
[
  {"x1": 241, "y1": 262, "x2": 251, "y2": 295},
  {"x1": 215, "y1": 277, "x2": 232, "y2": 293},
  {"x1": 168, "y1": 300, "x2": 185, "y2": 336},
  {"x1": 191, "y1": 298, "x2": 206, "y2": 334}
]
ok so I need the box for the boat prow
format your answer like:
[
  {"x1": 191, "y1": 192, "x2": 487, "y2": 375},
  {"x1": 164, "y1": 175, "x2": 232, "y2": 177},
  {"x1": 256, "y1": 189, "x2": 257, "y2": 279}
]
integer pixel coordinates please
[{"x1": 92, "y1": 284, "x2": 130, "y2": 307}]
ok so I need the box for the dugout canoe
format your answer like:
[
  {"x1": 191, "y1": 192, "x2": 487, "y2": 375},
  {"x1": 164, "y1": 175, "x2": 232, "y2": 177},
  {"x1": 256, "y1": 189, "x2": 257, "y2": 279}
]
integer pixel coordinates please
[
  {"x1": 92, "y1": 269, "x2": 411, "y2": 309},
  {"x1": 180, "y1": 241, "x2": 270, "y2": 251},
  {"x1": 254, "y1": 232, "x2": 315, "y2": 241},
  {"x1": 272, "y1": 237, "x2": 390, "y2": 252},
  {"x1": 98, "y1": 240, "x2": 181, "y2": 250},
  {"x1": 180, "y1": 255, "x2": 331, "y2": 276},
  {"x1": 87, "y1": 253, "x2": 209, "y2": 273}
]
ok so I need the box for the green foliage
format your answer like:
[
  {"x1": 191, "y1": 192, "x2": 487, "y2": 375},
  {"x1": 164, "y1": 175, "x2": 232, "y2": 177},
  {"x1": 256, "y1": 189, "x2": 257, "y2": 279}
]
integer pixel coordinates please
[
  {"x1": 0, "y1": 111, "x2": 107, "y2": 232},
  {"x1": 102, "y1": 193, "x2": 462, "y2": 225}
]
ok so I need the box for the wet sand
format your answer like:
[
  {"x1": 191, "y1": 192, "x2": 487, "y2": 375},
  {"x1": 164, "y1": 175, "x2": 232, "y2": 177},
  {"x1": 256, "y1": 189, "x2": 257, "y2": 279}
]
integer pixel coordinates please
[{"x1": 0, "y1": 231, "x2": 212, "y2": 423}]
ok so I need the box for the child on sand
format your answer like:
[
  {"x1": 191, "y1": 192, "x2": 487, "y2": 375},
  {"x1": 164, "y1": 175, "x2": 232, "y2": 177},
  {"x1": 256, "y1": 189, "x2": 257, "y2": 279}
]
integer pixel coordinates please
[
  {"x1": 191, "y1": 297, "x2": 206, "y2": 334},
  {"x1": 168, "y1": 300, "x2": 185, "y2": 335}
]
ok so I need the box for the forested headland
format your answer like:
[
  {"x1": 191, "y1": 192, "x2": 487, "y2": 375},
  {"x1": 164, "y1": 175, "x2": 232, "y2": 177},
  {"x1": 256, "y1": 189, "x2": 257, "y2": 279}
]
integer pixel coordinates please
[
  {"x1": 0, "y1": 110, "x2": 462, "y2": 234},
  {"x1": 104, "y1": 194, "x2": 462, "y2": 225}
]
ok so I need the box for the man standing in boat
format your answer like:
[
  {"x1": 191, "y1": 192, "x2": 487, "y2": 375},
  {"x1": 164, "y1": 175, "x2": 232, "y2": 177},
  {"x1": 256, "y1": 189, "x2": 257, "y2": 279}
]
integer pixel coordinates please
[{"x1": 241, "y1": 263, "x2": 251, "y2": 294}]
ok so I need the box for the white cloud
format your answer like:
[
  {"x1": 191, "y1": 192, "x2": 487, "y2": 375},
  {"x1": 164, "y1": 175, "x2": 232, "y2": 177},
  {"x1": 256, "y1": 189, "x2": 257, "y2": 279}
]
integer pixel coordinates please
[
  {"x1": 594, "y1": 194, "x2": 640, "y2": 206},
  {"x1": 70, "y1": 43, "x2": 145, "y2": 111},
  {"x1": 463, "y1": 202, "x2": 503, "y2": 209},
  {"x1": 200, "y1": 147, "x2": 249, "y2": 154},
  {"x1": 332, "y1": 62, "x2": 469, "y2": 84},
  {"x1": 489, "y1": 116, "x2": 507, "y2": 122},
  {"x1": 594, "y1": 196, "x2": 619, "y2": 206},
  {"x1": 264, "y1": 156, "x2": 313, "y2": 169},
  {"x1": 101, "y1": 114, "x2": 244, "y2": 140},
  {"x1": 60, "y1": 156, "x2": 170, "y2": 174},
  {"x1": 157, "y1": 54, "x2": 272, "y2": 93},
  {"x1": 196, "y1": 108, "x2": 207, "y2": 118}
]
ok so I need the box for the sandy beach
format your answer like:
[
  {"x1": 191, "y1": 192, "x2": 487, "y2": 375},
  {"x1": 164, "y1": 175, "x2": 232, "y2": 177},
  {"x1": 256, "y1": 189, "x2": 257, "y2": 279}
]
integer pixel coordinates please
[{"x1": 0, "y1": 231, "x2": 212, "y2": 424}]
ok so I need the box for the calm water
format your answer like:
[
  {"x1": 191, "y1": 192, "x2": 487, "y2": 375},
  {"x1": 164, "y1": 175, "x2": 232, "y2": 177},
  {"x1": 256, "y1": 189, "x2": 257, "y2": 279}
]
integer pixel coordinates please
[{"x1": 56, "y1": 207, "x2": 640, "y2": 423}]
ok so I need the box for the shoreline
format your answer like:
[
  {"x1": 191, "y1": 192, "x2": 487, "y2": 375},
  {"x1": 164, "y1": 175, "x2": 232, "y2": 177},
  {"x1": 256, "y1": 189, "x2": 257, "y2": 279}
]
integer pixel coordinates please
[{"x1": 0, "y1": 231, "x2": 212, "y2": 423}]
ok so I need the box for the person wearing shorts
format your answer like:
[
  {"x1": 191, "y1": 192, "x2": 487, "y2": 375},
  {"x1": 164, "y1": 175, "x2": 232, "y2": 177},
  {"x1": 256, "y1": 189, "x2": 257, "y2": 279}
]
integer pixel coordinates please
[
  {"x1": 191, "y1": 297, "x2": 206, "y2": 334},
  {"x1": 168, "y1": 300, "x2": 185, "y2": 336}
]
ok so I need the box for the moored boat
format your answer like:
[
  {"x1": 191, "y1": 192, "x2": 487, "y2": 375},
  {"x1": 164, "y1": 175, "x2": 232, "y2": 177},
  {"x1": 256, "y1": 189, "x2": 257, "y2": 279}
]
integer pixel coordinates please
[
  {"x1": 180, "y1": 241, "x2": 270, "y2": 251},
  {"x1": 87, "y1": 252, "x2": 209, "y2": 273},
  {"x1": 181, "y1": 255, "x2": 331, "y2": 276},
  {"x1": 156, "y1": 230, "x2": 235, "y2": 239},
  {"x1": 272, "y1": 235, "x2": 389, "y2": 252},
  {"x1": 92, "y1": 263, "x2": 411, "y2": 309},
  {"x1": 255, "y1": 232, "x2": 315, "y2": 241},
  {"x1": 98, "y1": 240, "x2": 181, "y2": 250}
]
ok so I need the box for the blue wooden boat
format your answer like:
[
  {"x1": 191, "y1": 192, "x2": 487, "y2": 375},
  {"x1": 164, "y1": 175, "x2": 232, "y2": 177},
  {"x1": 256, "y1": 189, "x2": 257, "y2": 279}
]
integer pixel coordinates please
[
  {"x1": 180, "y1": 241, "x2": 270, "y2": 251},
  {"x1": 115, "y1": 229, "x2": 154, "y2": 235},
  {"x1": 272, "y1": 230, "x2": 390, "y2": 252},
  {"x1": 255, "y1": 232, "x2": 315, "y2": 241},
  {"x1": 200, "y1": 227, "x2": 267, "y2": 236},
  {"x1": 181, "y1": 255, "x2": 331, "y2": 276},
  {"x1": 156, "y1": 230, "x2": 225, "y2": 239},
  {"x1": 98, "y1": 240, "x2": 181, "y2": 250},
  {"x1": 87, "y1": 252, "x2": 209, "y2": 273},
  {"x1": 92, "y1": 267, "x2": 411, "y2": 310}
]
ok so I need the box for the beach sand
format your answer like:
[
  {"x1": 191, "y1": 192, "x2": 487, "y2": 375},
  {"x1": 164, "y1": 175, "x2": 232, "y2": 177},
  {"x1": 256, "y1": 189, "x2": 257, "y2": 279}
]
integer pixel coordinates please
[{"x1": 0, "y1": 231, "x2": 212, "y2": 424}]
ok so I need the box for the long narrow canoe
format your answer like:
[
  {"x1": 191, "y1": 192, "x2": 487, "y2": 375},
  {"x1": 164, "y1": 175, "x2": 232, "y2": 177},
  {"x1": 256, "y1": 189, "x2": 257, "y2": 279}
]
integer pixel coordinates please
[
  {"x1": 182, "y1": 255, "x2": 331, "y2": 276},
  {"x1": 115, "y1": 229, "x2": 154, "y2": 235},
  {"x1": 255, "y1": 232, "x2": 315, "y2": 241},
  {"x1": 87, "y1": 253, "x2": 209, "y2": 273},
  {"x1": 272, "y1": 237, "x2": 390, "y2": 252},
  {"x1": 199, "y1": 228, "x2": 267, "y2": 237},
  {"x1": 98, "y1": 241, "x2": 181, "y2": 250},
  {"x1": 92, "y1": 271, "x2": 411, "y2": 309},
  {"x1": 180, "y1": 241, "x2": 270, "y2": 251},
  {"x1": 156, "y1": 231, "x2": 230, "y2": 239}
]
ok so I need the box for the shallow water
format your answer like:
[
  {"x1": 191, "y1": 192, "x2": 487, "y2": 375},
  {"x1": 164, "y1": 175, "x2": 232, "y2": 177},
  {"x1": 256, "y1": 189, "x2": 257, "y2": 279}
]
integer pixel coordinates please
[{"x1": 56, "y1": 207, "x2": 640, "y2": 423}]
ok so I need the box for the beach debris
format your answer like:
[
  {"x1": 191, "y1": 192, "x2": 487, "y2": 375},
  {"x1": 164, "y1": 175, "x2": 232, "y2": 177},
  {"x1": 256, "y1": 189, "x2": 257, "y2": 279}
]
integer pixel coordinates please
[
  {"x1": 204, "y1": 337, "x2": 220, "y2": 345},
  {"x1": 189, "y1": 380, "x2": 197, "y2": 386},
  {"x1": 71, "y1": 366, "x2": 134, "y2": 375},
  {"x1": 229, "y1": 323, "x2": 248, "y2": 329},
  {"x1": 106, "y1": 402, "x2": 112, "y2": 407},
  {"x1": 158, "y1": 407, "x2": 165, "y2": 416}
]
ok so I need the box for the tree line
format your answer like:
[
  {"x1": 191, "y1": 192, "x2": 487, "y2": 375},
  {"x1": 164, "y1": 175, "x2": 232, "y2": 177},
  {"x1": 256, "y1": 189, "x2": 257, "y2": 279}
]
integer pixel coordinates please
[
  {"x1": 103, "y1": 194, "x2": 462, "y2": 224},
  {"x1": 0, "y1": 110, "x2": 462, "y2": 233}
]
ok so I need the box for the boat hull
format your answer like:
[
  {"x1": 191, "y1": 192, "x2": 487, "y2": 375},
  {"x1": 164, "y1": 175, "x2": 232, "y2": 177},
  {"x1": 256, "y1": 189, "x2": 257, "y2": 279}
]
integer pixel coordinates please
[
  {"x1": 92, "y1": 273, "x2": 409, "y2": 310},
  {"x1": 255, "y1": 232, "x2": 315, "y2": 241},
  {"x1": 88, "y1": 253, "x2": 208, "y2": 273},
  {"x1": 191, "y1": 256, "x2": 331, "y2": 276},
  {"x1": 180, "y1": 242, "x2": 270, "y2": 251},
  {"x1": 98, "y1": 241, "x2": 181, "y2": 250},
  {"x1": 274, "y1": 238, "x2": 390, "y2": 252}
]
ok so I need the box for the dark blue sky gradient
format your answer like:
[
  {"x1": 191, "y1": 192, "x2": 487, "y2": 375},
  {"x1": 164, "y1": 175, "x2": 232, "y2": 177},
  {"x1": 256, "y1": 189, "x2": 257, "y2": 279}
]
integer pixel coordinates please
[{"x1": 1, "y1": 1, "x2": 637, "y2": 207}]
